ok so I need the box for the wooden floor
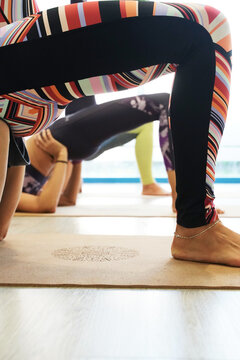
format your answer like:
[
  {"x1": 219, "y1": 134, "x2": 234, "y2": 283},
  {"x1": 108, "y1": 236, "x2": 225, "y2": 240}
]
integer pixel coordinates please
[{"x1": 1, "y1": 184, "x2": 240, "y2": 360}]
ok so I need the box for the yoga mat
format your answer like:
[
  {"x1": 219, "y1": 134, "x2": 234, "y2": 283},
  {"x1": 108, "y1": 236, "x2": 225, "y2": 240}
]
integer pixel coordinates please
[
  {"x1": 15, "y1": 193, "x2": 240, "y2": 217},
  {"x1": 1, "y1": 233, "x2": 240, "y2": 288}
]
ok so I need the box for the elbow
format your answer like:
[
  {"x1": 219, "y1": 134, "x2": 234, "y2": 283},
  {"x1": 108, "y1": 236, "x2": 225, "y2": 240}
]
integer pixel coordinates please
[
  {"x1": 47, "y1": 207, "x2": 56, "y2": 214},
  {"x1": 67, "y1": 199, "x2": 76, "y2": 206},
  {"x1": 0, "y1": 231, "x2": 7, "y2": 241},
  {"x1": 37, "y1": 196, "x2": 58, "y2": 214},
  {"x1": 38, "y1": 202, "x2": 57, "y2": 214},
  {"x1": 59, "y1": 196, "x2": 76, "y2": 206},
  {"x1": 44, "y1": 205, "x2": 57, "y2": 214}
]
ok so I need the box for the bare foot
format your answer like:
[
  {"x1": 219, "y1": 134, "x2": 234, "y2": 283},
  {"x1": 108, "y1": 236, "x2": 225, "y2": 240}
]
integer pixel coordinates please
[
  {"x1": 217, "y1": 208, "x2": 224, "y2": 214},
  {"x1": 171, "y1": 221, "x2": 240, "y2": 267},
  {"x1": 142, "y1": 183, "x2": 171, "y2": 196}
]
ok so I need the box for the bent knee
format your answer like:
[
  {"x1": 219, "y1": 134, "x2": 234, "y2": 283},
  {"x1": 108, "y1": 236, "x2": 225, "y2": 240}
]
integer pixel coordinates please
[
  {"x1": 47, "y1": 207, "x2": 57, "y2": 214},
  {"x1": 197, "y1": 4, "x2": 231, "y2": 52}
]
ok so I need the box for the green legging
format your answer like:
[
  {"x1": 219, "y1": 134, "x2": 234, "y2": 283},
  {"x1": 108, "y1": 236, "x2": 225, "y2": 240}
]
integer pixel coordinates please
[
  {"x1": 128, "y1": 123, "x2": 155, "y2": 185},
  {"x1": 86, "y1": 122, "x2": 156, "y2": 185}
]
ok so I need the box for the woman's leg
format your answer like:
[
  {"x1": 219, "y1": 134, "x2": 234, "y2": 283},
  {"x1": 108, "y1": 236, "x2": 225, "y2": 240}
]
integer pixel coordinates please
[
  {"x1": 1, "y1": 2, "x2": 239, "y2": 265},
  {"x1": 0, "y1": 4, "x2": 230, "y2": 223},
  {"x1": 49, "y1": 101, "x2": 154, "y2": 160},
  {"x1": 62, "y1": 94, "x2": 170, "y2": 196},
  {"x1": 84, "y1": 132, "x2": 138, "y2": 161},
  {"x1": 129, "y1": 123, "x2": 170, "y2": 196},
  {"x1": 130, "y1": 123, "x2": 154, "y2": 186}
]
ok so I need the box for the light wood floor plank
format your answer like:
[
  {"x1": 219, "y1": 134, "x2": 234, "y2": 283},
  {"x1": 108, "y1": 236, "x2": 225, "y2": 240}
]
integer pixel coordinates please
[
  {"x1": 1, "y1": 288, "x2": 240, "y2": 359},
  {"x1": 1, "y1": 184, "x2": 240, "y2": 359}
]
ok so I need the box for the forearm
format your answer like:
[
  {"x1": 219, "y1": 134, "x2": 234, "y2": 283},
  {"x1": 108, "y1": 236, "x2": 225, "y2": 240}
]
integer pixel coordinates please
[
  {"x1": 36, "y1": 149, "x2": 68, "y2": 212},
  {"x1": 0, "y1": 165, "x2": 25, "y2": 240},
  {"x1": 59, "y1": 162, "x2": 82, "y2": 206},
  {"x1": 0, "y1": 120, "x2": 10, "y2": 201},
  {"x1": 167, "y1": 170, "x2": 177, "y2": 195},
  {"x1": 17, "y1": 130, "x2": 70, "y2": 213}
]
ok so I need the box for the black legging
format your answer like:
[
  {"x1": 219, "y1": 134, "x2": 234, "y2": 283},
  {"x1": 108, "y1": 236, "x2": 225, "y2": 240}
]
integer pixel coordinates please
[
  {"x1": 0, "y1": 1, "x2": 232, "y2": 228},
  {"x1": 49, "y1": 93, "x2": 171, "y2": 161}
]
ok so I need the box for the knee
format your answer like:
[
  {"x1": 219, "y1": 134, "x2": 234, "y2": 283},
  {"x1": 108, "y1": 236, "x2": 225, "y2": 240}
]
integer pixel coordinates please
[
  {"x1": 197, "y1": 5, "x2": 231, "y2": 52},
  {"x1": 195, "y1": 4, "x2": 229, "y2": 24},
  {"x1": 204, "y1": 4, "x2": 229, "y2": 22},
  {"x1": 0, "y1": 119, "x2": 10, "y2": 134}
]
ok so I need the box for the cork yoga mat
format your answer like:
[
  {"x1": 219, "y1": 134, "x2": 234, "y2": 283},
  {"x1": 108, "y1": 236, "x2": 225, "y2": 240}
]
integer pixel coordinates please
[
  {"x1": 15, "y1": 193, "x2": 240, "y2": 218},
  {"x1": 1, "y1": 233, "x2": 240, "y2": 288}
]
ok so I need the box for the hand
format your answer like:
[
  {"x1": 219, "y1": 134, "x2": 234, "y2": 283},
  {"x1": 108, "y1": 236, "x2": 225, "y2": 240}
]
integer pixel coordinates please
[{"x1": 34, "y1": 129, "x2": 67, "y2": 159}]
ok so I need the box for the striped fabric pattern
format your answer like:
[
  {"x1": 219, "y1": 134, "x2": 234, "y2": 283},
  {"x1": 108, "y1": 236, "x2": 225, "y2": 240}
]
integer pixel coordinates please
[
  {"x1": 0, "y1": 13, "x2": 39, "y2": 45},
  {"x1": 0, "y1": 0, "x2": 39, "y2": 27},
  {"x1": 0, "y1": 1, "x2": 232, "y2": 224},
  {"x1": 0, "y1": 89, "x2": 58, "y2": 136}
]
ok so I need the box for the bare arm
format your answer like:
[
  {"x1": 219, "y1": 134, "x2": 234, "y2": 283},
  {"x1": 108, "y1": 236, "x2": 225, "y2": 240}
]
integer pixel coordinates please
[
  {"x1": 17, "y1": 130, "x2": 68, "y2": 213},
  {"x1": 0, "y1": 166, "x2": 25, "y2": 240},
  {"x1": 58, "y1": 161, "x2": 82, "y2": 206},
  {"x1": 0, "y1": 120, "x2": 10, "y2": 201}
]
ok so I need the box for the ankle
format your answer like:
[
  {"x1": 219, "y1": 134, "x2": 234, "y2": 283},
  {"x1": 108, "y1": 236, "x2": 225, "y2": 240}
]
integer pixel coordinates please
[
  {"x1": 143, "y1": 182, "x2": 155, "y2": 188},
  {"x1": 175, "y1": 220, "x2": 221, "y2": 239}
]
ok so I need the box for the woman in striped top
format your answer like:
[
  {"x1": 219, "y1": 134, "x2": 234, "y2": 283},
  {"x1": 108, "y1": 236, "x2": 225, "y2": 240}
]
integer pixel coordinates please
[{"x1": 0, "y1": 0, "x2": 238, "y2": 267}]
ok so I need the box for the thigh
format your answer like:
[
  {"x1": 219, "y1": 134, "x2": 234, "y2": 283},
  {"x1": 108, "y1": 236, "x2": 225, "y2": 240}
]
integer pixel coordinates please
[{"x1": 0, "y1": 3, "x2": 198, "y2": 94}]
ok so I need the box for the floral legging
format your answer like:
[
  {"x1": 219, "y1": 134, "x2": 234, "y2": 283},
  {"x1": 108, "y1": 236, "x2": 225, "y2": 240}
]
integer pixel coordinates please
[{"x1": 0, "y1": 0, "x2": 232, "y2": 228}]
